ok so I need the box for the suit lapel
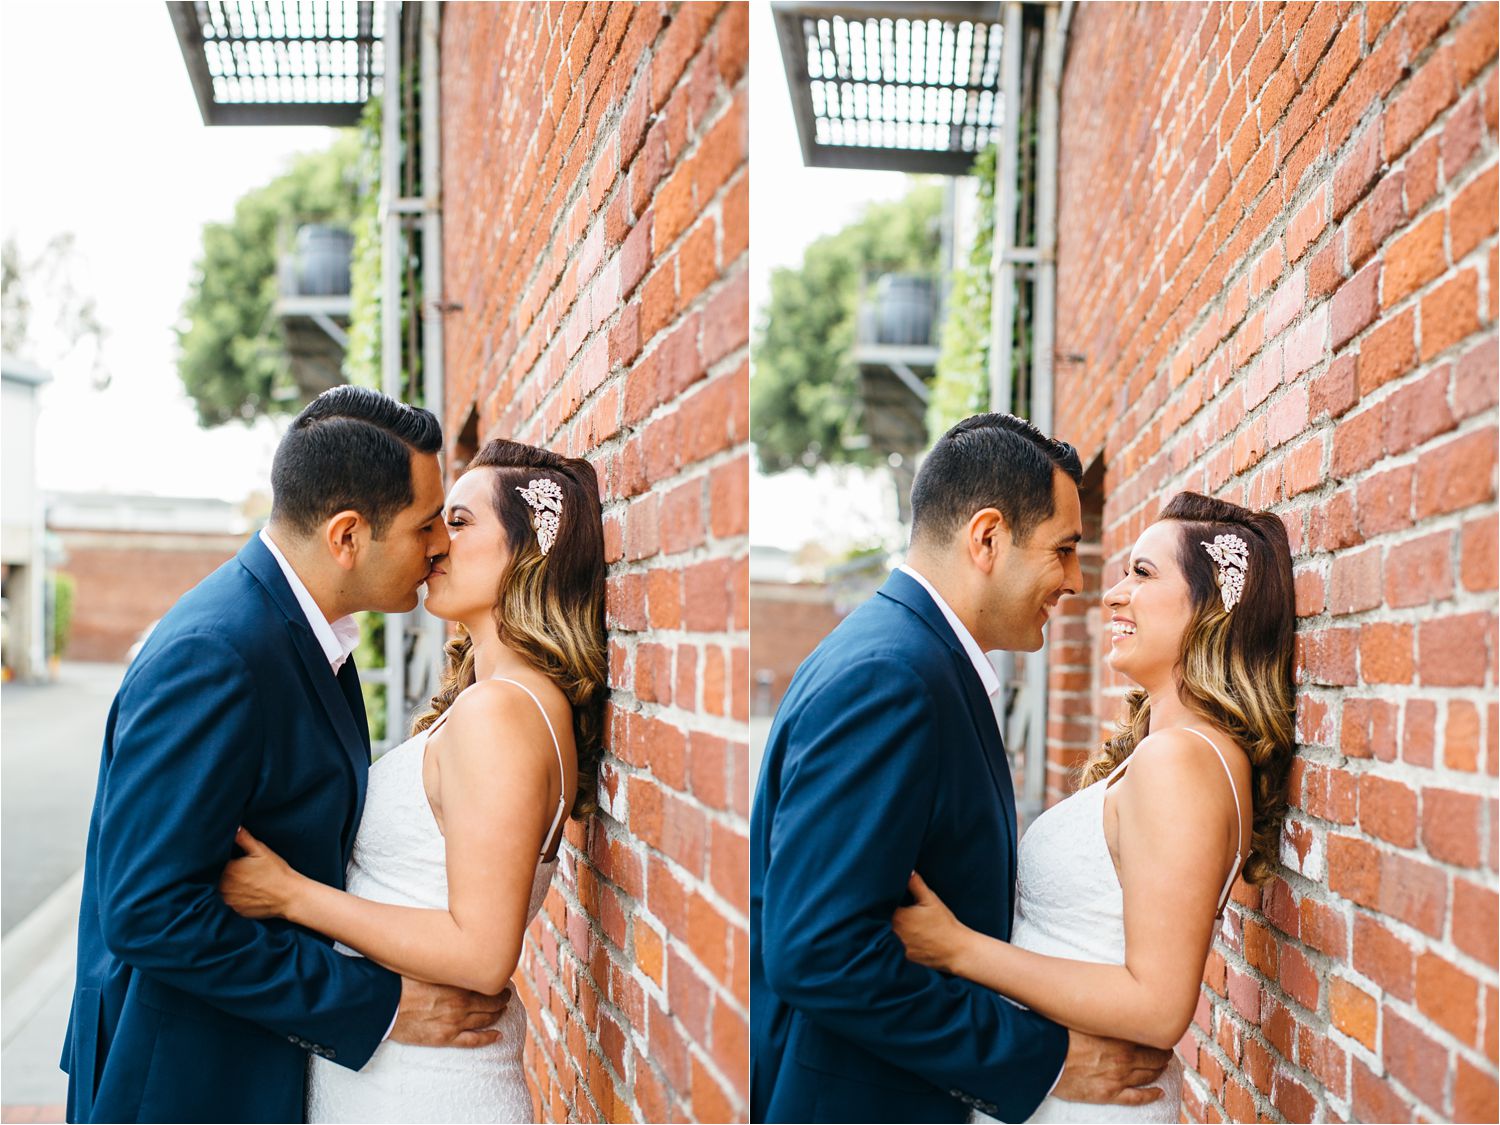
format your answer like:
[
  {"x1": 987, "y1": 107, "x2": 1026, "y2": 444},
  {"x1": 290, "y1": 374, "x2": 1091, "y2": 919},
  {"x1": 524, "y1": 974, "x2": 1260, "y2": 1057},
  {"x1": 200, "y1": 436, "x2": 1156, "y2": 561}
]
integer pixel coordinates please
[
  {"x1": 237, "y1": 537, "x2": 372, "y2": 858},
  {"x1": 876, "y1": 570, "x2": 1019, "y2": 857}
]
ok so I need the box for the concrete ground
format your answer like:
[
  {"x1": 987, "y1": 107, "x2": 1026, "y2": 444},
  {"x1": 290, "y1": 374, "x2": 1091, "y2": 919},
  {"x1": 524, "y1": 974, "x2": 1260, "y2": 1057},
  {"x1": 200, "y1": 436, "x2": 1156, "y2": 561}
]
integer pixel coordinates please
[
  {"x1": 2, "y1": 662, "x2": 121, "y2": 933},
  {"x1": 2, "y1": 662, "x2": 123, "y2": 1122}
]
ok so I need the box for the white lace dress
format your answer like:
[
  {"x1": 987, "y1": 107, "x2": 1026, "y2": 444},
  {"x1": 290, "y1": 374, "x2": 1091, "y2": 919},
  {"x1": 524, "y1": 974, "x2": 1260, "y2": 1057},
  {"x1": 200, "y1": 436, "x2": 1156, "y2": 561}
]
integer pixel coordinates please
[
  {"x1": 307, "y1": 679, "x2": 570, "y2": 1124},
  {"x1": 978, "y1": 729, "x2": 1243, "y2": 1124}
]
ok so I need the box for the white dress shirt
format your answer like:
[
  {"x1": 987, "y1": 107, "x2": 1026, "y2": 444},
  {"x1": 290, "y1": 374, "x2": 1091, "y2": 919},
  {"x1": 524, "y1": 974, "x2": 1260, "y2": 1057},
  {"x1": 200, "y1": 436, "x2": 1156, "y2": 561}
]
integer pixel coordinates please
[{"x1": 258, "y1": 530, "x2": 360, "y2": 673}]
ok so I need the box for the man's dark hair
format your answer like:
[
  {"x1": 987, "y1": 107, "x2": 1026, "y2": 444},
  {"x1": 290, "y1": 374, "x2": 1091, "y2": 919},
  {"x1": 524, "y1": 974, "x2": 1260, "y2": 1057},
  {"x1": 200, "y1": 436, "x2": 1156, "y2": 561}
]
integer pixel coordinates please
[
  {"x1": 270, "y1": 386, "x2": 443, "y2": 539},
  {"x1": 909, "y1": 412, "x2": 1083, "y2": 546}
]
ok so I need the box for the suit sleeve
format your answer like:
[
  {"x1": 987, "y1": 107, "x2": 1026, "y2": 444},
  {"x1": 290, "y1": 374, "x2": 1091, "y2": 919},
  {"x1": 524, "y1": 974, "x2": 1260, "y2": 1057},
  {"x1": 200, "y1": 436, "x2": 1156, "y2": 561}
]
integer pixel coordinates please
[
  {"x1": 94, "y1": 633, "x2": 399, "y2": 1070},
  {"x1": 760, "y1": 656, "x2": 1068, "y2": 1121}
]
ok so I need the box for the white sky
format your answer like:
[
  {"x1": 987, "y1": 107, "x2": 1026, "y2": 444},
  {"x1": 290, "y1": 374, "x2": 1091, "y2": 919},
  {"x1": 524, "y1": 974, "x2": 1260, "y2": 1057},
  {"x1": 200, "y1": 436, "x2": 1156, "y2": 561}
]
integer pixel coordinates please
[
  {"x1": 1, "y1": 2, "x2": 342, "y2": 502},
  {"x1": 748, "y1": 0, "x2": 914, "y2": 553}
]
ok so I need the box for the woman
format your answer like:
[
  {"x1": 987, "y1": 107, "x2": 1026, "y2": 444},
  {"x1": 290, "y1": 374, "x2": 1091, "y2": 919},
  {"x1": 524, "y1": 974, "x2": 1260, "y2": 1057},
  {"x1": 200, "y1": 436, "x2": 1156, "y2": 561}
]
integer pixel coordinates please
[
  {"x1": 892, "y1": 492, "x2": 1296, "y2": 1123},
  {"x1": 219, "y1": 439, "x2": 607, "y2": 1124}
]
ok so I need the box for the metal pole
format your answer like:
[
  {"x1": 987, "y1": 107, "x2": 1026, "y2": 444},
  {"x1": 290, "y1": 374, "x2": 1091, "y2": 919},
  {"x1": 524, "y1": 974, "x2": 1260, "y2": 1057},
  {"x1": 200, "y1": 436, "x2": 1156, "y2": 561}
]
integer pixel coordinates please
[
  {"x1": 414, "y1": 0, "x2": 447, "y2": 717},
  {"x1": 987, "y1": 0, "x2": 1023, "y2": 418},
  {"x1": 380, "y1": 0, "x2": 406, "y2": 752},
  {"x1": 1023, "y1": 1, "x2": 1065, "y2": 823},
  {"x1": 988, "y1": 0, "x2": 1024, "y2": 731}
]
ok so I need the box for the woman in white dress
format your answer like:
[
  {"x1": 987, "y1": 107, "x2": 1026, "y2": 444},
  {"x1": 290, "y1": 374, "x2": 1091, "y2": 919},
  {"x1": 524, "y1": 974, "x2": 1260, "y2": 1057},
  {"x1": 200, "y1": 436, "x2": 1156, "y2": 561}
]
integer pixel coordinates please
[
  {"x1": 218, "y1": 438, "x2": 607, "y2": 1124},
  {"x1": 892, "y1": 491, "x2": 1297, "y2": 1123}
]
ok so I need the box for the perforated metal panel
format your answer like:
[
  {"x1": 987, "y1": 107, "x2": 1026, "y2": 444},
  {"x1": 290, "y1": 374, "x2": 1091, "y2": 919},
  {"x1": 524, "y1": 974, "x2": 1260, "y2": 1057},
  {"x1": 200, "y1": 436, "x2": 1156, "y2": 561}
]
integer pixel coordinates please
[
  {"x1": 773, "y1": 2, "x2": 1004, "y2": 174},
  {"x1": 167, "y1": 1, "x2": 383, "y2": 126}
]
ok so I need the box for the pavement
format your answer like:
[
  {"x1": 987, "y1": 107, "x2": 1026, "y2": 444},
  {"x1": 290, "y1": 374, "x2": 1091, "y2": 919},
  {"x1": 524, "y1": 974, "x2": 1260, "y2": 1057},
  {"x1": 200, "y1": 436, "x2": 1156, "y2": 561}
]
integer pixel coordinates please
[{"x1": 2, "y1": 662, "x2": 122, "y2": 1123}]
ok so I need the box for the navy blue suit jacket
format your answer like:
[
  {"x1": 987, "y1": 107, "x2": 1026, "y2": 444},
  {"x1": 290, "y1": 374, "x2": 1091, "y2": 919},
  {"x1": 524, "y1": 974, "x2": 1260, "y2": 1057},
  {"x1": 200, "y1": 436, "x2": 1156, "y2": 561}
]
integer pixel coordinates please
[
  {"x1": 751, "y1": 569, "x2": 1069, "y2": 1123},
  {"x1": 62, "y1": 535, "x2": 401, "y2": 1123}
]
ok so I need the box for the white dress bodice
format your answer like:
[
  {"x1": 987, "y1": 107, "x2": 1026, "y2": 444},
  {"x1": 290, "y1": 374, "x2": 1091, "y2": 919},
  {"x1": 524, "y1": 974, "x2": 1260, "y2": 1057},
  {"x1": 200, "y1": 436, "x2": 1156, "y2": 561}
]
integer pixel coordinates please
[
  {"x1": 980, "y1": 731, "x2": 1243, "y2": 1124},
  {"x1": 306, "y1": 685, "x2": 566, "y2": 1124}
]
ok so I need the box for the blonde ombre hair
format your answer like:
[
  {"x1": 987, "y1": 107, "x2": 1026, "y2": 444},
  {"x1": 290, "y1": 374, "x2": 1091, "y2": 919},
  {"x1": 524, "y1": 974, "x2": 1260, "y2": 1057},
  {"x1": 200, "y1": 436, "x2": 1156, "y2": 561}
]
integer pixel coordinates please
[
  {"x1": 1080, "y1": 492, "x2": 1296, "y2": 885},
  {"x1": 413, "y1": 440, "x2": 607, "y2": 818}
]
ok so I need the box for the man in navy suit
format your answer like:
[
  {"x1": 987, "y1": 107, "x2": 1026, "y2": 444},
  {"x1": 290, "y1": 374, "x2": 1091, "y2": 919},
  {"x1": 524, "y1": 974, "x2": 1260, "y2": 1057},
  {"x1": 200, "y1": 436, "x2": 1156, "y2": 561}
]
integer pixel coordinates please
[
  {"x1": 62, "y1": 387, "x2": 508, "y2": 1123},
  {"x1": 751, "y1": 413, "x2": 1171, "y2": 1122}
]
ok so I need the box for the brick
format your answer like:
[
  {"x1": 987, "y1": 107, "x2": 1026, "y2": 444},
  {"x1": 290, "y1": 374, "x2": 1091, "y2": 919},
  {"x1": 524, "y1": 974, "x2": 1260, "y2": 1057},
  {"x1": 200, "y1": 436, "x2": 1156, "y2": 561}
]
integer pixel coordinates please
[
  {"x1": 1352, "y1": 1056, "x2": 1413, "y2": 1124},
  {"x1": 1420, "y1": 269, "x2": 1481, "y2": 361},
  {"x1": 1344, "y1": 172, "x2": 1405, "y2": 271},
  {"x1": 1385, "y1": 42, "x2": 1459, "y2": 162},
  {"x1": 1383, "y1": 210, "x2": 1447, "y2": 308},
  {"x1": 1381, "y1": 849, "x2": 1449, "y2": 937},
  {"x1": 1332, "y1": 401, "x2": 1386, "y2": 478},
  {"x1": 1453, "y1": 877, "x2": 1499, "y2": 966},
  {"x1": 1384, "y1": 529, "x2": 1453, "y2": 608},
  {"x1": 1330, "y1": 259, "x2": 1380, "y2": 349},
  {"x1": 1461, "y1": 514, "x2": 1499, "y2": 591},
  {"x1": 1422, "y1": 785, "x2": 1486, "y2": 864},
  {"x1": 1384, "y1": 366, "x2": 1456, "y2": 456},
  {"x1": 1286, "y1": 184, "x2": 1327, "y2": 262},
  {"x1": 1360, "y1": 621, "x2": 1414, "y2": 683},
  {"x1": 1329, "y1": 546, "x2": 1382, "y2": 615},
  {"x1": 1329, "y1": 976, "x2": 1377, "y2": 1049},
  {"x1": 1358, "y1": 773, "x2": 1417, "y2": 844},
  {"x1": 1402, "y1": 697, "x2": 1438, "y2": 767},
  {"x1": 1451, "y1": 165, "x2": 1499, "y2": 262},
  {"x1": 1328, "y1": 833, "x2": 1382, "y2": 909},
  {"x1": 1355, "y1": 463, "x2": 1413, "y2": 537},
  {"x1": 1404, "y1": 134, "x2": 1440, "y2": 213},
  {"x1": 1415, "y1": 429, "x2": 1498, "y2": 518},
  {"x1": 1456, "y1": 1056, "x2": 1500, "y2": 1124},
  {"x1": 1332, "y1": 124, "x2": 1382, "y2": 219},
  {"x1": 1353, "y1": 912, "x2": 1415, "y2": 999},
  {"x1": 1383, "y1": 1005, "x2": 1449, "y2": 1108},
  {"x1": 1310, "y1": 352, "x2": 1358, "y2": 419},
  {"x1": 1455, "y1": 338, "x2": 1500, "y2": 420},
  {"x1": 1442, "y1": 88, "x2": 1486, "y2": 181}
]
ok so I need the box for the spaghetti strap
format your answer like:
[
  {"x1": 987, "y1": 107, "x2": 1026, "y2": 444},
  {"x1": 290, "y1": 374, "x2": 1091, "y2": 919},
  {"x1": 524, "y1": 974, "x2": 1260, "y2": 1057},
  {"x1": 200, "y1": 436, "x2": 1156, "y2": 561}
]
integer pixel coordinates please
[
  {"x1": 1182, "y1": 728, "x2": 1245, "y2": 912},
  {"x1": 488, "y1": 677, "x2": 571, "y2": 859}
]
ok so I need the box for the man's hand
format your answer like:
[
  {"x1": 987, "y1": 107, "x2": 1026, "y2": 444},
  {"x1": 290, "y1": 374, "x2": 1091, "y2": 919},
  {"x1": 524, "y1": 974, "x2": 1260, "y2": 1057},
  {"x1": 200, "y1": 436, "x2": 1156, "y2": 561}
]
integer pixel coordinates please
[
  {"x1": 389, "y1": 977, "x2": 509, "y2": 1048},
  {"x1": 1050, "y1": 1029, "x2": 1173, "y2": 1105}
]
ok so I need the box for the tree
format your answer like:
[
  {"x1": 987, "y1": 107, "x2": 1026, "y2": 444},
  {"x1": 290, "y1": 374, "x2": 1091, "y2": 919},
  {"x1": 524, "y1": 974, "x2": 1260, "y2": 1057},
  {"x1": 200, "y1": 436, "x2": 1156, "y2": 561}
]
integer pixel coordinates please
[
  {"x1": 2, "y1": 232, "x2": 108, "y2": 386},
  {"x1": 175, "y1": 133, "x2": 363, "y2": 427},
  {"x1": 751, "y1": 182, "x2": 944, "y2": 474}
]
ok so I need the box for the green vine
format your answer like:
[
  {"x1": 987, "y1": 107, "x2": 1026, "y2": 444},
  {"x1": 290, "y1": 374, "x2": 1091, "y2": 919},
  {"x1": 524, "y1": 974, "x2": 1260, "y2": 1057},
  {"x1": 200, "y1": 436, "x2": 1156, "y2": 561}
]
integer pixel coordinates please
[
  {"x1": 928, "y1": 145, "x2": 997, "y2": 439},
  {"x1": 344, "y1": 95, "x2": 384, "y2": 390}
]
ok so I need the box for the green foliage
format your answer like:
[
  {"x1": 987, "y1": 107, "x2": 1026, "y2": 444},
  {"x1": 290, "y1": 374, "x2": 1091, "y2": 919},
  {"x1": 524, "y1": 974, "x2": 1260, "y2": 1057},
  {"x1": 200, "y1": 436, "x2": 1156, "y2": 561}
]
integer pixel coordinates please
[
  {"x1": 176, "y1": 134, "x2": 362, "y2": 426},
  {"x1": 344, "y1": 97, "x2": 384, "y2": 389},
  {"x1": 356, "y1": 610, "x2": 386, "y2": 744},
  {"x1": 48, "y1": 572, "x2": 75, "y2": 659},
  {"x1": 751, "y1": 182, "x2": 944, "y2": 474},
  {"x1": 929, "y1": 146, "x2": 997, "y2": 440}
]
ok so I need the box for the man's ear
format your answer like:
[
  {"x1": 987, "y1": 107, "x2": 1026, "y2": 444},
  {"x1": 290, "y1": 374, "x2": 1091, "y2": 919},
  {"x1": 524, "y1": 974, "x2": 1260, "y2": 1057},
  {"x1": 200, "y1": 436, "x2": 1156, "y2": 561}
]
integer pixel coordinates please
[
  {"x1": 965, "y1": 507, "x2": 1010, "y2": 575},
  {"x1": 322, "y1": 509, "x2": 367, "y2": 572}
]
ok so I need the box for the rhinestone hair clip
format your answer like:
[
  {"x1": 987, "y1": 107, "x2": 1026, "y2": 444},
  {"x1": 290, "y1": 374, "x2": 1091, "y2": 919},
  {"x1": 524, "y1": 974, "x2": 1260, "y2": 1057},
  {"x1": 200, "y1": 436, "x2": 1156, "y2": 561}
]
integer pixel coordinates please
[
  {"x1": 515, "y1": 478, "x2": 563, "y2": 555},
  {"x1": 1202, "y1": 533, "x2": 1249, "y2": 612}
]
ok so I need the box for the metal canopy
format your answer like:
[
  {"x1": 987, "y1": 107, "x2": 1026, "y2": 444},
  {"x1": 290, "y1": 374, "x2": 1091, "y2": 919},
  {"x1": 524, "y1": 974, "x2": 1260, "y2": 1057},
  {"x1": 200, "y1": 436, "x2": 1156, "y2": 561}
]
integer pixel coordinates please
[
  {"x1": 773, "y1": 2, "x2": 1004, "y2": 174},
  {"x1": 167, "y1": 2, "x2": 382, "y2": 126}
]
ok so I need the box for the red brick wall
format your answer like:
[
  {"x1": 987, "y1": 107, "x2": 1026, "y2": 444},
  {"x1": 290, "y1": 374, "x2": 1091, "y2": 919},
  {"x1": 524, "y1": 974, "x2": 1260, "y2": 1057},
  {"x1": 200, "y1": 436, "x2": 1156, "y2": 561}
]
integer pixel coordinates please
[
  {"x1": 1053, "y1": 3, "x2": 1497, "y2": 1121},
  {"x1": 440, "y1": 4, "x2": 749, "y2": 1120},
  {"x1": 55, "y1": 531, "x2": 243, "y2": 662},
  {"x1": 747, "y1": 582, "x2": 845, "y2": 715}
]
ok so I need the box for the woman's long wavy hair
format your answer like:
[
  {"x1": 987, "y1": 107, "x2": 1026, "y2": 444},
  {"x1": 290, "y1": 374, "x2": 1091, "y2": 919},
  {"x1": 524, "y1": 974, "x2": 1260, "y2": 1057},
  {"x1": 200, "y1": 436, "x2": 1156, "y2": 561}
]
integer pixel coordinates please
[
  {"x1": 1080, "y1": 492, "x2": 1296, "y2": 885},
  {"x1": 412, "y1": 439, "x2": 608, "y2": 818}
]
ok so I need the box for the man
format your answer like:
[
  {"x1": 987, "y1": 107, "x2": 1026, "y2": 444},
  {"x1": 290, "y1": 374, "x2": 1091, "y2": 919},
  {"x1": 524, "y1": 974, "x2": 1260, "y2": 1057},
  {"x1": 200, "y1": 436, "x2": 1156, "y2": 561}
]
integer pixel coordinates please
[
  {"x1": 62, "y1": 387, "x2": 507, "y2": 1123},
  {"x1": 751, "y1": 413, "x2": 1171, "y2": 1122}
]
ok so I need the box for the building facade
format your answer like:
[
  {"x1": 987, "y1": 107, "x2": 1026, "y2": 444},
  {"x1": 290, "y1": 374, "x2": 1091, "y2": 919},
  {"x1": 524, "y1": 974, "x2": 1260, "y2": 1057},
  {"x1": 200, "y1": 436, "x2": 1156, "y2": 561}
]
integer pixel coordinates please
[
  {"x1": 440, "y1": 4, "x2": 749, "y2": 1120},
  {"x1": 1050, "y1": 4, "x2": 1498, "y2": 1121}
]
